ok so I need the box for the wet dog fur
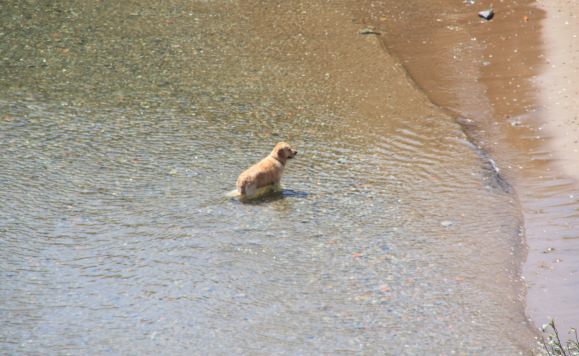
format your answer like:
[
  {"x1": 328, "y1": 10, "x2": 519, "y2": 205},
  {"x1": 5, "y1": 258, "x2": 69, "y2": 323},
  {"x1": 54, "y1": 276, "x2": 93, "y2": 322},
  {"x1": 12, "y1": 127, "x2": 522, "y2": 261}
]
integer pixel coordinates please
[{"x1": 236, "y1": 142, "x2": 297, "y2": 198}]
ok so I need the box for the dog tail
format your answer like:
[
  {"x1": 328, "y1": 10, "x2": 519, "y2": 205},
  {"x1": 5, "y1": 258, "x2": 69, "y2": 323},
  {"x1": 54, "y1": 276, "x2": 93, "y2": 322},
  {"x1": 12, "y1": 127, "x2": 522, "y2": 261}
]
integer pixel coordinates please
[{"x1": 225, "y1": 189, "x2": 240, "y2": 198}]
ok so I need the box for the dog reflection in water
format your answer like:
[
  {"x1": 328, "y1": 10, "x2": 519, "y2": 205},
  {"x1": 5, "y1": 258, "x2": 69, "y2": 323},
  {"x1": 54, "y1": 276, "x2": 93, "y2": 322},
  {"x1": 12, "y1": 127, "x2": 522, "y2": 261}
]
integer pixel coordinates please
[{"x1": 232, "y1": 142, "x2": 297, "y2": 200}]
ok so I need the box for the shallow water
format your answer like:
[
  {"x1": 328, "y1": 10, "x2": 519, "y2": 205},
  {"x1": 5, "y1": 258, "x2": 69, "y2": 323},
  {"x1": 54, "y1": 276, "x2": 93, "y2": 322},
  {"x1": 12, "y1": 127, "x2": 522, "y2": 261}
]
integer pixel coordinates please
[{"x1": 1, "y1": 1, "x2": 537, "y2": 353}]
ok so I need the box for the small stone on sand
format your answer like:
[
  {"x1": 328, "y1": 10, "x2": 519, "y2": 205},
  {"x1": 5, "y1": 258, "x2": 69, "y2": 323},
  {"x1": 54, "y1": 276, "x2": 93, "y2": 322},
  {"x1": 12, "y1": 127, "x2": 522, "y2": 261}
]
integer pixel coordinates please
[{"x1": 478, "y1": 9, "x2": 494, "y2": 20}]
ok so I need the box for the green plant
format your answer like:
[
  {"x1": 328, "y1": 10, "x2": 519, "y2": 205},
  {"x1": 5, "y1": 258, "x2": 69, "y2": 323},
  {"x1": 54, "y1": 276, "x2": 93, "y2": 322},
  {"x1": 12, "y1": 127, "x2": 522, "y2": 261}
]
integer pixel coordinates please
[{"x1": 541, "y1": 319, "x2": 579, "y2": 356}]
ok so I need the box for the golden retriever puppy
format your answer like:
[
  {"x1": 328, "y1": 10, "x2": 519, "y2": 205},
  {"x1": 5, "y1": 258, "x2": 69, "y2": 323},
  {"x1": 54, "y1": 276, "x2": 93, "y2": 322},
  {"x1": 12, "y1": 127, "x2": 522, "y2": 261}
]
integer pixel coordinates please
[{"x1": 236, "y1": 142, "x2": 297, "y2": 198}]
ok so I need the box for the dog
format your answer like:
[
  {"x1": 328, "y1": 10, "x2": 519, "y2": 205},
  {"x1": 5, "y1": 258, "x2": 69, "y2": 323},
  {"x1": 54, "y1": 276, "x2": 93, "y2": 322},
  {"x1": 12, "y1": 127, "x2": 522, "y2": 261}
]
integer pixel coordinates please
[{"x1": 236, "y1": 142, "x2": 297, "y2": 198}]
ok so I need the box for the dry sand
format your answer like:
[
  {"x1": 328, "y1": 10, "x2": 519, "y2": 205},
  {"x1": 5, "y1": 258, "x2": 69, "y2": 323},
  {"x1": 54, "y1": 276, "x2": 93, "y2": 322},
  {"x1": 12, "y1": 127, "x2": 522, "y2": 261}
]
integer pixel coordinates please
[{"x1": 537, "y1": 0, "x2": 579, "y2": 179}]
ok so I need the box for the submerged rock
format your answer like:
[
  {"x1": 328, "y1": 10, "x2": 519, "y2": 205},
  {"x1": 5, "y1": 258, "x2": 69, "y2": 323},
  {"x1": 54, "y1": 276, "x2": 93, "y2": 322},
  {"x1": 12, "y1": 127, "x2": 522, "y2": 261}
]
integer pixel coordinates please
[
  {"x1": 359, "y1": 26, "x2": 381, "y2": 35},
  {"x1": 440, "y1": 220, "x2": 454, "y2": 228}
]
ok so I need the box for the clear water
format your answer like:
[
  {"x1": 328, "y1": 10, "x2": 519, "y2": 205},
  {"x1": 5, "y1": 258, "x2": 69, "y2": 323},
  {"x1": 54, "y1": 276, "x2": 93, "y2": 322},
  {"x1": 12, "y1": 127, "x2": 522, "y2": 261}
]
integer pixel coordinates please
[{"x1": 0, "y1": 1, "x2": 537, "y2": 354}]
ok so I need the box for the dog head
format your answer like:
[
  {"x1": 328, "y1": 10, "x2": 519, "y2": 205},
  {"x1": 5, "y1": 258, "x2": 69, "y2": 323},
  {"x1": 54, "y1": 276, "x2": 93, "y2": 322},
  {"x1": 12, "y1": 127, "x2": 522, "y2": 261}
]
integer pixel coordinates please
[{"x1": 271, "y1": 142, "x2": 297, "y2": 164}]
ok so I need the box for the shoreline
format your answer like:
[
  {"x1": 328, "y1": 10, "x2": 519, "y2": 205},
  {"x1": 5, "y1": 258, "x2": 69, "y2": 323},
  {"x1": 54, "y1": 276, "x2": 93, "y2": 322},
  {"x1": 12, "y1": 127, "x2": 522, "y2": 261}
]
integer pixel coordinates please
[
  {"x1": 242, "y1": 1, "x2": 539, "y2": 351},
  {"x1": 367, "y1": 0, "x2": 579, "y2": 338}
]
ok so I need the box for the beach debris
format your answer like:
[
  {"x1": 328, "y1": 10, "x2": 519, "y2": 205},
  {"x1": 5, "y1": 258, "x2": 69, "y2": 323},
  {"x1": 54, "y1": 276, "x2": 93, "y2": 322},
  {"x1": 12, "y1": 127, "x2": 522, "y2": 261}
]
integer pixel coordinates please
[
  {"x1": 440, "y1": 220, "x2": 454, "y2": 228},
  {"x1": 359, "y1": 26, "x2": 381, "y2": 35},
  {"x1": 478, "y1": 9, "x2": 494, "y2": 21},
  {"x1": 464, "y1": 0, "x2": 476, "y2": 4},
  {"x1": 543, "y1": 247, "x2": 556, "y2": 254},
  {"x1": 523, "y1": 15, "x2": 529, "y2": 22}
]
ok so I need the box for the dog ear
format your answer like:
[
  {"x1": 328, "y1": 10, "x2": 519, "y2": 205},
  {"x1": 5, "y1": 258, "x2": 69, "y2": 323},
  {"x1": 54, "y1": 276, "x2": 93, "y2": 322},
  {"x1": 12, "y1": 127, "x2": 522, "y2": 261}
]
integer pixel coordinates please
[{"x1": 277, "y1": 146, "x2": 286, "y2": 160}]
